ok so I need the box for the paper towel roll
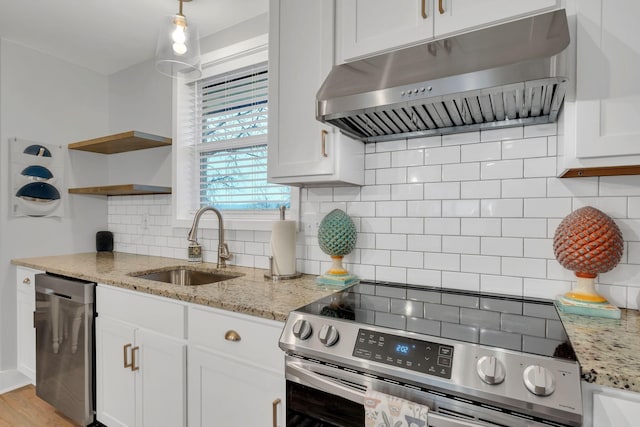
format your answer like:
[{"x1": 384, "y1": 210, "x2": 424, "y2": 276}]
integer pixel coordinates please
[{"x1": 271, "y1": 220, "x2": 297, "y2": 276}]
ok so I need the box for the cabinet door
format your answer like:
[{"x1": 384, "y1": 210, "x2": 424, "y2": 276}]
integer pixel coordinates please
[
  {"x1": 135, "y1": 329, "x2": 187, "y2": 427},
  {"x1": 338, "y1": 0, "x2": 434, "y2": 62},
  {"x1": 434, "y1": 0, "x2": 558, "y2": 36},
  {"x1": 96, "y1": 317, "x2": 136, "y2": 427},
  {"x1": 267, "y1": 0, "x2": 339, "y2": 182},
  {"x1": 592, "y1": 390, "x2": 640, "y2": 427},
  {"x1": 16, "y1": 267, "x2": 37, "y2": 383},
  {"x1": 16, "y1": 290, "x2": 35, "y2": 382},
  {"x1": 188, "y1": 347, "x2": 284, "y2": 427},
  {"x1": 573, "y1": 0, "x2": 640, "y2": 159}
]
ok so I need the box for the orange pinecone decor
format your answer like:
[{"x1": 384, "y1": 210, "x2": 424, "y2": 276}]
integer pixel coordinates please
[{"x1": 553, "y1": 206, "x2": 623, "y2": 278}]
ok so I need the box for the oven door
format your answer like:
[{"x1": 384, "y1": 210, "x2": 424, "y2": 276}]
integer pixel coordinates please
[{"x1": 285, "y1": 356, "x2": 563, "y2": 427}]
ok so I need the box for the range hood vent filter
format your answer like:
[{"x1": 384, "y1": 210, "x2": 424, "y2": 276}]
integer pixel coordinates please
[{"x1": 317, "y1": 10, "x2": 570, "y2": 143}]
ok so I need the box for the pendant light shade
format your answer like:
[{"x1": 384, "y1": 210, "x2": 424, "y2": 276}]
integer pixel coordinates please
[{"x1": 155, "y1": 0, "x2": 201, "y2": 79}]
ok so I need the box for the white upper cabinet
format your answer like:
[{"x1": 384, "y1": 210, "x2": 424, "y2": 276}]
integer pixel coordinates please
[
  {"x1": 559, "y1": 0, "x2": 640, "y2": 176},
  {"x1": 337, "y1": 0, "x2": 560, "y2": 63},
  {"x1": 267, "y1": 0, "x2": 364, "y2": 186}
]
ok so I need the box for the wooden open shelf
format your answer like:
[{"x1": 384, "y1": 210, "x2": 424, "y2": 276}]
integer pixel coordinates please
[
  {"x1": 68, "y1": 131, "x2": 171, "y2": 154},
  {"x1": 68, "y1": 185, "x2": 172, "y2": 196}
]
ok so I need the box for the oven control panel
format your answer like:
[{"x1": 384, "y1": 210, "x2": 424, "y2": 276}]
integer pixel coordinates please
[{"x1": 353, "y1": 329, "x2": 454, "y2": 379}]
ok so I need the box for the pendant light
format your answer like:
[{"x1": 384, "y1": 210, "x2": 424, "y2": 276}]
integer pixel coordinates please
[{"x1": 155, "y1": 0, "x2": 202, "y2": 79}]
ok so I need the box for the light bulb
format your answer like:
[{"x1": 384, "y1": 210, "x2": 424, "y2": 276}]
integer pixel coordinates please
[
  {"x1": 172, "y1": 25, "x2": 186, "y2": 44},
  {"x1": 173, "y1": 42, "x2": 188, "y2": 55}
]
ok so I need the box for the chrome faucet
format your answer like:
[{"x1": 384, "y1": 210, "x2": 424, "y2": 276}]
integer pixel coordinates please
[{"x1": 187, "y1": 206, "x2": 231, "y2": 267}]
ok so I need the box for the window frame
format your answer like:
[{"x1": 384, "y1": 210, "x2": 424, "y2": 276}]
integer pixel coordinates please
[{"x1": 172, "y1": 34, "x2": 298, "y2": 232}]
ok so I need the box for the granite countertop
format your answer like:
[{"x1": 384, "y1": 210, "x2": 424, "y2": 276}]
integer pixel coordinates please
[
  {"x1": 12, "y1": 252, "x2": 339, "y2": 322},
  {"x1": 558, "y1": 308, "x2": 640, "y2": 393}
]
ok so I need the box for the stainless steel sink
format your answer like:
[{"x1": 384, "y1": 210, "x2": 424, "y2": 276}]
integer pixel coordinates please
[{"x1": 130, "y1": 267, "x2": 243, "y2": 286}]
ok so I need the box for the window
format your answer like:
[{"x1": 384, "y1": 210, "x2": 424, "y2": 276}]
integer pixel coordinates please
[{"x1": 174, "y1": 36, "x2": 294, "y2": 229}]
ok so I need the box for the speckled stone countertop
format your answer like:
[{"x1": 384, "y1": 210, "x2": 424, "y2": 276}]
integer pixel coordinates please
[
  {"x1": 558, "y1": 308, "x2": 640, "y2": 393},
  {"x1": 12, "y1": 252, "x2": 339, "y2": 322}
]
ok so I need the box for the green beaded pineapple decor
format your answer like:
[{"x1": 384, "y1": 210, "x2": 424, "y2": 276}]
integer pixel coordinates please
[{"x1": 316, "y1": 209, "x2": 358, "y2": 286}]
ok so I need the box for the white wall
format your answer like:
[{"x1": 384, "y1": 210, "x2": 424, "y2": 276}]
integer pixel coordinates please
[{"x1": 0, "y1": 39, "x2": 109, "y2": 371}]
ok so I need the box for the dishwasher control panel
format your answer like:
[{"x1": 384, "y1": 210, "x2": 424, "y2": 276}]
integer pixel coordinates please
[{"x1": 353, "y1": 329, "x2": 454, "y2": 379}]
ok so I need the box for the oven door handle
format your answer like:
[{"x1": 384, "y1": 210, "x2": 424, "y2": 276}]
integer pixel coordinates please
[
  {"x1": 287, "y1": 360, "x2": 365, "y2": 404},
  {"x1": 287, "y1": 360, "x2": 491, "y2": 427}
]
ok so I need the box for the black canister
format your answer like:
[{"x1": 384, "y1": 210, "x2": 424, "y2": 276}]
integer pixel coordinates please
[{"x1": 96, "y1": 231, "x2": 114, "y2": 252}]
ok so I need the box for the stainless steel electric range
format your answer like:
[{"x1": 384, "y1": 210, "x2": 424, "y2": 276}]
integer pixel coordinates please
[{"x1": 279, "y1": 281, "x2": 582, "y2": 427}]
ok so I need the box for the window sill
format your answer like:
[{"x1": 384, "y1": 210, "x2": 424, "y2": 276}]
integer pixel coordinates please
[{"x1": 172, "y1": 216, "x2": 296, "y2": 232}]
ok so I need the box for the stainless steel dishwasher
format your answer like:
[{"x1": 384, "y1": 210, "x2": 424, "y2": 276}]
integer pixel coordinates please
[{"x1": 35, "y1": 273, "x2": 96, "y2": 426}]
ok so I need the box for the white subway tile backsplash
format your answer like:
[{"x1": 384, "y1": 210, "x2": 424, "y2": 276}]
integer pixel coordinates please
[
  {"x1": 425, "y1": 218, "x2": 460, "y2": 235},
  {"x1": 502, "y1": 178, "x2": 547, "y2": 198},
  {"x1": 407, "y1": 200, "x2": 441, "y2": 217},
  {"x1": 442, "y1": 163, "x2": 480, "y2": 181},
  {"x1": 481, "y1": 160, "x2": 523, "y2": 180},
  {"x1": 461, "y1": 180, "x2": 501, "y2": 199},
  {"x1": 481, "y1": 127, "x2": 523, "y2": 142},
  {"x1": 424, "y1": 182, "x2": 460, "y2": 199},
  {"x1": 392, "y1": 183, "x2": 424, "y2": 200},
  {"x1": 392, "y1": 217, "x2": 424, "y2": 234},
  {"x1": 502, "y1": 219, "x2": 547, "y2": 237},
  {"x1": 573, "y1": 197, "x2": 628, "y2": 219},
  {"x1": 443, "y1": 236, "x2": 480, "y2": 254},
  {"x1": 425, "y1": 146, "x2": 460, "y2": 165},
  {"x1": 481, "y1": 199, "x2": 523, "y2": 217},
  {"x1": 481, "y1": 237, "x2": 523, "y2": 257},
  {"x1": 392, "y1": 149, "x2": 424, "y2": 167},
  {"x1": 502, "y1": 137, "x2": 547, "y2": 159},
  {"x1": 461, "y1": 218, "x2": 502, "y2": 236},
  {"x1": 392, "y1": 251, "x2": 424, "y2": 268},
  {"x1": 442, "y1": 200, "x2": 480, "y2": 217},
  {"x1": 376, "y1": 168, "x2": 407, "y2": 184},
  {"x1": 109, "y1": 124, "x2": 640, "y2": 302},
  {"x1": 443, "y1": 131, "x2": 480, "y2": 146},
  {"x1": 408, "y1": 165, "x2": 442, "y2": 183},
  {"x1": 524, "y1": 198, "x2": 572, "y2": 218},
  {"x1": 461, "y1": 142, "x2": 501, "y2": 163},
  {"x1": 524, "y1": 157, "x2": 556, "y2": 178},
  {"x1": 442, "y1": 271, "x2": 480, "y2": 291}
]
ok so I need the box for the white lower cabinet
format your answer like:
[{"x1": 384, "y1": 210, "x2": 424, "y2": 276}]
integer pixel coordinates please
[
  {"x1": 16, "y1": 266, "x2": 40, "y2": 383},
  {"x1": 96, "y1": 285, "x2": 187, "y2": 427},
  {"x1": 582, "y1": 382, "x2": 640, "y2": 427},
  {"x1": 188, "y1": 305, "x2": 285, "y2": 427}
]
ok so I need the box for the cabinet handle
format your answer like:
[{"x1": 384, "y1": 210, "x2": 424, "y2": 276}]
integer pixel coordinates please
[
  {"x1": 321, "y1": 130, "x2": 328, "y2": 158},
  {"x1": 438, "y1": 0, "x2": 445, "y2": 14},
  {"x1": 23, "y1": 277, "x2": 31, "y2": 285},
  {"x1": 225, "y1": 330, "x2": 241, "y2": 342},
  {"x1": 131, "y1": 346, "x2": 140, "y2": 371},
  {"x1": 123, "y1": 343, "x2": 132, "y2": 369},
  {"x1": 421, "y1": 0, "x2": 427, "y2": 19},
  {"x1": 272, "y1": 398, "x2": 281, "y2": 427}
]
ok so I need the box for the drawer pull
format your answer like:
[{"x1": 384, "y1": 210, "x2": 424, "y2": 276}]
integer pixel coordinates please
[
  {"x1": 438, "y1": 0, "x2": 445, "y2": 14},
  {"x1": 421, "y1": 0, "x2": 427, "y2": 19},
  {"x1": 23, "y1": 277, "x2": 31, "y2": 285},
  {"x1": 124, "y1": 343, "x2": 132, "y2": 369},
  {"x1": 225, "y1": 330, "x2": 241, "y2": 342},
  {"x1": 272, "y1": 398, "x2": 281, "y2": 427}
]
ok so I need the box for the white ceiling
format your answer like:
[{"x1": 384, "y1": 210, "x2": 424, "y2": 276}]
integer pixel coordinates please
[{"x1": 0, "y1": 0, "x2": 268, "y2": 75}]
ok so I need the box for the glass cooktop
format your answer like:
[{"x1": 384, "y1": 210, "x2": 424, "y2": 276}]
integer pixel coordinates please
[{"x1": 296, "y1": 281, "x2": 577, "y2": 362}]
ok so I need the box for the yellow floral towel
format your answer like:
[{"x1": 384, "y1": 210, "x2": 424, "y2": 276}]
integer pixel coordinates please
[{"x1": 364, "y1": 388, "x2": 430, "y2": 427}]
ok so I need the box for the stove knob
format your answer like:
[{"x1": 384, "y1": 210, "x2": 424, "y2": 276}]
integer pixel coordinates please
[
  {"x1": 318, "y1": 324, "x2": 339, "y2": 347},
  {"x1": 476, "y1": 356, "x2": 505, "y2": 385},
  {"x1": 523, "y1": 365, "x2": 556, "y2": 396},
  {"x1": 292, "y1": 319, "x2": 312, "y2": 340}
]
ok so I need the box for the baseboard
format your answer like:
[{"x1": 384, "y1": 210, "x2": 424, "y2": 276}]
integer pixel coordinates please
[{"x1": 0, "y1": 369, "x2": 32, "y2": 394}]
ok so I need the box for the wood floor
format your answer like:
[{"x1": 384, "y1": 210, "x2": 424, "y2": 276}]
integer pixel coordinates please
[{"x1": 0, "y1": 385, "x2": 79, "y2": 427}]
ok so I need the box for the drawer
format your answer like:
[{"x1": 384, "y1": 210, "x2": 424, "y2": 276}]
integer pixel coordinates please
[
  {"x1": 97, "y1": 284, "x2": 187, "y2": 339},
  {"x1": 16, "y1": 266, "x2": 40, "y2": 295},
  {"x1": 189, "y1": 305, "x2": 284, "y2": 371}
]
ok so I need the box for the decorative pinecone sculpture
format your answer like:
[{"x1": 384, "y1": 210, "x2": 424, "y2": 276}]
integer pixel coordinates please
[{"x1": 553, "y1": 206, "x2": 623, "y2": 277}]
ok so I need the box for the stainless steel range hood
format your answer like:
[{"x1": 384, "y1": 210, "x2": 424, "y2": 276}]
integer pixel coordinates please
[{"x1": 317, "y1": 9, "x2": 570, "y2": 143}]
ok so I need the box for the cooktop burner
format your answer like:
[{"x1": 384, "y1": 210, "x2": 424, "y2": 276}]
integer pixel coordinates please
[{"x1": 296, "y1": 281, "x2": 576, "y2": 361}]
